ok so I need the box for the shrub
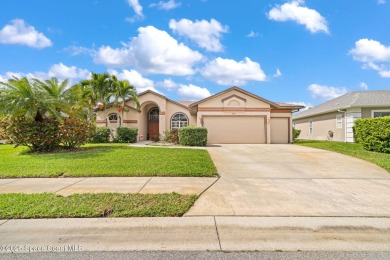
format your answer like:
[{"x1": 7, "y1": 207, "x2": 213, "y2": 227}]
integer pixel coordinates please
[
  {"x1": 90, "y1": 127, "x2": 111, "y2": 143},
  {"x1": 354, "y1": 116, "x2": 390, "y2": 153},
  {"x1": 178, "y1": 127, "x2": 207, "y2": 146},
  {"x1": 60, "y1": 117, "x2": 96, "y2": 148},
  {"x1": 163, "y1": 129, "x2": 179, "y2": 144},
  {"x1": 115, "y1": 127, "x2": 138, "y2": 143},
  {"x1": 293, "y1": 128, "x2": 301, "y2": 142},
  {"x1": 0, "y1": 117, "x2": 61, "y2": 152}
]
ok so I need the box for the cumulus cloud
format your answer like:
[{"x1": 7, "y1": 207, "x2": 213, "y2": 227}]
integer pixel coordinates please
[
  {"x1": 169, "y1": 18, "x2": 228, "y2": 52},
  {"x1": 246, "y1": 31, "x2": 258, "y2": 38},
  {"x1": 201, "y1": 57, "x2": 267, "y2": 85},
  {"x1": 156, "y1": 78, "x2": 178, "y2": 90},
  {"x1": 126, "y1": 0, "x2": 144, "y2": 22},
  {"x1": 108, "y1": 69, "x2": 158, "y2": 93},
  {"x1": 177, "y1": 84, "x2": 211, "y2": 101},
  {"x1": 94, "y1": 26, "x2": 202, "y2": 75},
  {"x1": 0, "y1": 63, "x2": 90, "y2": 81},
  {"x1": 0, "y1": 19, "x2": 52, "y2": 48},
  {"x1": 359, "y1": 82, "x2": 368, "y2": 90},
  {"x1": 150, "y1": 0, "x2": 181, "y2": 10},
  {"x1": 268, "y1": 0, "x2": 329, "y2": 34},
  {"x1": 349, "y1": 38, "x2": 390, "y2": 78},
  {"x1": 308, "y1": 84, "x2": 347, "y2": 100}
]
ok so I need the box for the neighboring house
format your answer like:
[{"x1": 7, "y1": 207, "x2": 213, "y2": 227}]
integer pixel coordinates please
[
  {"x1": 293, "y1": 90, "x2": 390, "y2": 142},
  {"x1": 97, "y1": 86, "x2": 304, "y2": 144}
]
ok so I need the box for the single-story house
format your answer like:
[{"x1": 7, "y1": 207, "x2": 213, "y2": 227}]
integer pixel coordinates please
[
  {"x1": 97, "y1": 86, "x2": 304, "y2": 144},
  {"x1": 293, "y1": 90, "x2": 390, "y2": 142}
]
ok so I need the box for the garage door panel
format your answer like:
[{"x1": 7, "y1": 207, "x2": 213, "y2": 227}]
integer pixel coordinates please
[
  {"x1": 204, "y1": 116, "x2": 265, "y2": 144},
  {"x1": 270, "y1": 117, "x2": 289, "y2": 144}
]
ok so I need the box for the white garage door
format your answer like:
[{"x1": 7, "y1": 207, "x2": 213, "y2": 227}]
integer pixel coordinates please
[
  {"x1": 203, "y1": 116, "x2": 266, "y2": 144},
  {"x1": 270, "y1": 117, "x2": 289, "y2": 144}
]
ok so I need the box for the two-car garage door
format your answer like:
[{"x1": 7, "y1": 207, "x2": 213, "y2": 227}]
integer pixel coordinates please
[
  {"x1": 203, "y1": 116, "x2": 266, "y2": 144},
  {"x1": 203, "y1": 116, "x2": 290, "y2": 144}
]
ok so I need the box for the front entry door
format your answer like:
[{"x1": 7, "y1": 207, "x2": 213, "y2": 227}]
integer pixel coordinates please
[{"x1": 148, "y1": 107, "x2": 159, "y2": 141}]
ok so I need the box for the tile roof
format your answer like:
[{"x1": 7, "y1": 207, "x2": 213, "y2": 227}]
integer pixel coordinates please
[{"x1": 294, "y1": 90, "x2": 390, "y2": 119}]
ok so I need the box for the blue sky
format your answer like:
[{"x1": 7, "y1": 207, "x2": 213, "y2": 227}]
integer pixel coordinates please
[{"x1": 0, "y1": 0, "x2": 389, "y2": 107}]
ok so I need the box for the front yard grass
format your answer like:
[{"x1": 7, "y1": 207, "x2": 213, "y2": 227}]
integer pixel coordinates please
[
  {"x1": 0, "y1": 144, "x2": 217, "y2": 178},
  {"x1": 0, "y1": 193, "x2": 197, "y2": 219},
  {"x1": 294, "y1": 139, "x2": 390, "y2": 172}
]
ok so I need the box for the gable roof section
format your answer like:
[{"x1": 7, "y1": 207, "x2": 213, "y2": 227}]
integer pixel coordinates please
[
  {"x1": 294, "y1": 90, "x2": 390, "y2": 119},
  {"x1": 189, "y1": 86, "x2": 303, "y2": 109},
  {"x1": 137, "y1": 90, "x2": 190, "y2": 110}
]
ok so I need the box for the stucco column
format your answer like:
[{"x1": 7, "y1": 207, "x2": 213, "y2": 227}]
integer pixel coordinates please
[
  {"x1": 159, "y1": 112, "x2": 166, "y2": 139},
  {"x1": 266, "y1": 113, "x2": 271, "y2": 144}
]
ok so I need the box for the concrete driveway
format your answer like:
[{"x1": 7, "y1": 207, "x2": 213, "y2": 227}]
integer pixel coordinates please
[{"x1": 186, "y1": 144, "x2": 390, "y2": 216}]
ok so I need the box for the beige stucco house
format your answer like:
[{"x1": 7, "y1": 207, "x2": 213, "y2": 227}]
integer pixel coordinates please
[
  {"x1": 293, "y1": 90, "x2": 390, "y2": 142},
  {"x1": 96, "y1": 86, "x2": 303, "y2": 144}
]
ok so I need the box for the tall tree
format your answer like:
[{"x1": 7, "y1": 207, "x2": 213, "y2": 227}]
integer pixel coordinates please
[{"x1": 111, "y1": 76, "x2": 140, "y2": 126}]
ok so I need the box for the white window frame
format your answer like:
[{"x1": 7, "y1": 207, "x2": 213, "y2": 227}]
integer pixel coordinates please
[
  {"x1": 309, "y1": 120, "x2": 313, "y2": 134},
  {"x1": 171, "y1": 113, "x2": 189, "y2": 130},
  {"x1": 371, "y1": 110, "x2": 390, "y2": 118},
  {"x1": 336, "y1": 114, "x2": 343, "y2": 129}
]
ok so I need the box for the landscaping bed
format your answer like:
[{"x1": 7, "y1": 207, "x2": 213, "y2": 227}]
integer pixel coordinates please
[
  {"x1": 294, "y1": 140, "x2": 390, "y2": 172},
  {"x1": 0, "y1": 144, "x2": 217, "y2": 178},
  {"x1": 0, "y1": 193, "x2": 197, "y2": 219}
]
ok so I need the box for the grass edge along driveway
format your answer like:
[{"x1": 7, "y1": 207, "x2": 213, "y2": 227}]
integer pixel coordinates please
[
  {"x1": 0, "y1": 144, "x2": 217, "y2": 178},
  {"x1": 0, "y1": 193, "x2": 198, "y2": 219},
  {"x1": 294, "y1": 140, "x2": 390, "y2": 172}
]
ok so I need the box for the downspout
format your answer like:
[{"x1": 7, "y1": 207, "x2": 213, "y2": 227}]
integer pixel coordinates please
[{"x1": 338, "y1": 109, "x2": 347, "y2": 142}]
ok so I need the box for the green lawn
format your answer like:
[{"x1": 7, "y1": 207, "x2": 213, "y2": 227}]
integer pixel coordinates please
[
  {"x1": 294, "y1": 140, "x2": 390, "y2": 172},
  {"x1": 0, "y1": 144, "x2": 217, "y2": 178},
  {"x1": 0, "y1": 193, "x2": 197, "y2": 219}
]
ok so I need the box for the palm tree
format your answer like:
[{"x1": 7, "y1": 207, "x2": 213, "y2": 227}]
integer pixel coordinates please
[
  {"x1": 111, "y1": 76, "x2": 140, "y2": 126},
  {"x1": 0, "y1": 77, "x2": 54, "y2": 122},
  {"x1": 33, "y1": 78, "x2": 86, "y2": 119},
  {"x1": 80, "y1": 72, "x2": 112, "y2": 111}
]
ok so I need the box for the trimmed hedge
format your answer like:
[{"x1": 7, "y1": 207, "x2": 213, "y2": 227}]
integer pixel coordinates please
[
  {"x1": 354, "y1": 116, "x2": 390, "y2": 154},
  {"x1": 90, "y1": 127, "x2": 111, "y2": 143},
  {"x1": 178, "y1": 127, "x2": 207, "y2": 146},
  {"x1": 115, "y1": 127, "x2": 138, "y2": 143}
]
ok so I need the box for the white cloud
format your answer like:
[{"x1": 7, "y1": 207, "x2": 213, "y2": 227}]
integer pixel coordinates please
[
  {"x1": 150, "y1": 0, "x2": 181, "y2": 10},
  {"x1": 378, "y1": 0, "x2": 386, "y2": 4},
  {"x1": 0, "y1": 19, "x2": 52, "y2": 48},
  {"x1": 177, "y1": 84, "x2": 211, "y2": 101},
  {"x1": 246, "y1": 31, "x2": 258, "y2": 38},
  {"x1": 350, "y1": 39, "x2": 390, "y2": 63},
  {"x1": 286, "y1": 101, "x2": 312, "y2": 111},
  {"x1": 47, "y1": 63, "x2": 90, "y2": 80},
  {"x1": 268, "y1": 0, "x2": 329, "y2": 34},
  {"x1": 308, "y1": 84, "x2": 347, "y2": 100},
  {"x1": 94, "y1": 26, "x2": 202, "y2": 75},
  {"x1": 169, "y1": 18, "x2": 228, "y2": 52},
  {"x1": 156, "y1": 79, "x2": 178, "y2": 90},
  {"x1": 350, "y1": 39, "x2": 390, "y2": 78},
  {"x1": 94, "y1": 44, "x2": 133, "y2": 67},
  {"x1": 359, "y1": 82, "x2": 368, "y2": 90},
  {"x1": 108, "y1": 69, "x2": 158, "y2": 93},
  {"x1": 0, "y1": 63, "x2": 90, "y2": 81},
  {"x1": 273, "y1": 68, "x2": 282, "y2": 78},
  {"x1": 127, "y1": 0, "x2": 144, "y2": 22},
  {"x1": 65, "y1": 45, "x2": 95, "y2": 56},
  {"x1": 201, "y1": 57, "x2": 267, "y2": 85}
]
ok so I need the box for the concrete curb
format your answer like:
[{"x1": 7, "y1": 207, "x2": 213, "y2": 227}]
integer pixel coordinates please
[{"x1": 0, "y1": 217, "x2": 389, "y2": 253}]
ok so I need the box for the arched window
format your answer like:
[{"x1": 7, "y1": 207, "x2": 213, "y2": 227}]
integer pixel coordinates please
[
  {"x1": 108, "y1": 113, "x2": 121, "y2": 126},
  {"x1": 108, "y1": 113, "x2": 119, "y2": 121},
  {"x1": 148, "y1": 108, "x2": 159, "y2": 121},
  {"x1": 171, "y1": 113, "x2": 188, "y2": 130}
]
